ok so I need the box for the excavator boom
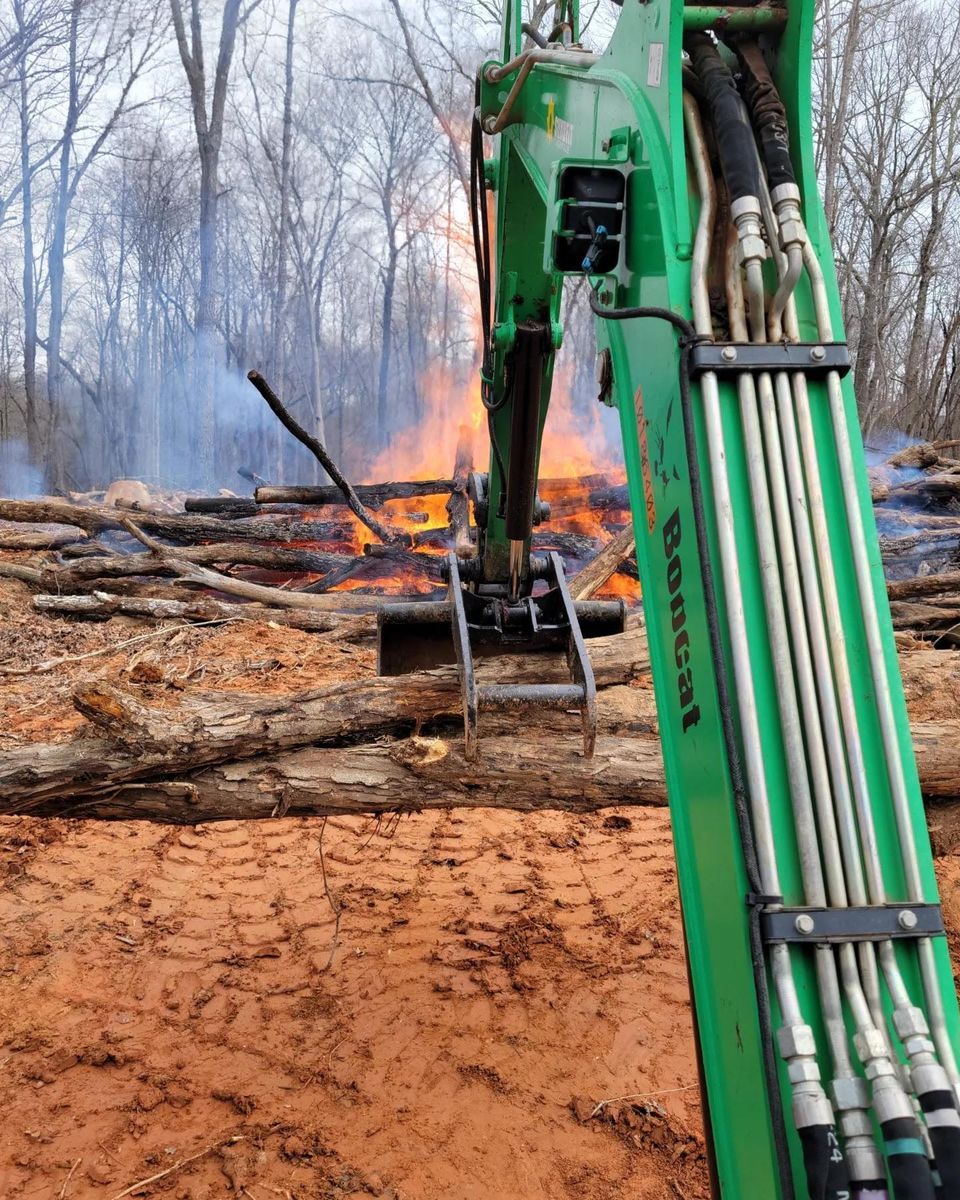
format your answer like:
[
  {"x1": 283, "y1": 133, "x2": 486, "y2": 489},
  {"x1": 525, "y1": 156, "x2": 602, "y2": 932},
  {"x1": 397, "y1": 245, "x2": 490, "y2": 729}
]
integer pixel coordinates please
[{"x1": 382, "y1": 3, "x2": 960, "y2": 1195}]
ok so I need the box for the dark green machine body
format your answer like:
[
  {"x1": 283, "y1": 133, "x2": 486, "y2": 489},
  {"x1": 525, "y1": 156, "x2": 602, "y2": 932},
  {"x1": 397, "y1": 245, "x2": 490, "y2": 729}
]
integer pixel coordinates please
[{"x1": 472, "y1": 2, "x2": 960, "y2": 1196}]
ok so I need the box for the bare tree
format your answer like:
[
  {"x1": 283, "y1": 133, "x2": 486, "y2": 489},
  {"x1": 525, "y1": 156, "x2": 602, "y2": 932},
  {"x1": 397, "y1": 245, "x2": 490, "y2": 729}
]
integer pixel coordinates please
[{"x1": 169, "y1": 0, "x2": 251, "y2": 484}]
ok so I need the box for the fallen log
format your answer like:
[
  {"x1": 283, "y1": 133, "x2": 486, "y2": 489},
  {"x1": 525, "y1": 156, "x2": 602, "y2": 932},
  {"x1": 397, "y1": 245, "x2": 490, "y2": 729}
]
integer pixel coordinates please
[
  {"x1": 0, "y1": 527, "x2": 88, "y2": 551},
  {"x1": 0, "y1": 498, "x2": 354, "y2": 546},
  {"x1": 7, "y1": 711, "x2": 960, "y2": 823},
  {"x1": 11, "y1": 733, "x2": 669, "y2": 822},
  {"x1": 0, "y1": 627, "x2": 649, "y2": 809},
  {"x1": 446, "y1": 425, "x2": 476, "y2": 559},
  {"x1": 17, "y1": 543, "x2": 349, "y2": 589},
  {"x1": 31, "y1": 592, "x2": 372, "y2": 637},
  {"x1": 888, "y1": 473, "x2": 960, "y2": 505},
  {"x1": 254, "y1": 480, "x2": 456, "y2": 507},
  {"x1": 880, "y1": 530, "x2": 960, "y2": 559},
  {"x1": 889, "y1": 600, "x2": 960, "y2": 632},
  {"x1": 161, "y1": 556, "x2": 380, "y2": 611},
  {"x1": 569, "y1": 524, "x2": 636, "y2": 600},
  {"x1": 887, "y1": 572, "x2": 960, "y2": 602}
]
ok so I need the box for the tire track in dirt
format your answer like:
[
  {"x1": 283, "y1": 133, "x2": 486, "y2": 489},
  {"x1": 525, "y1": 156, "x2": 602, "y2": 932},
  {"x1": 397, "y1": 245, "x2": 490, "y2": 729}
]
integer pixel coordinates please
[{"x1": 0, "y1": 807, "x2": 710, "y2": 1199}]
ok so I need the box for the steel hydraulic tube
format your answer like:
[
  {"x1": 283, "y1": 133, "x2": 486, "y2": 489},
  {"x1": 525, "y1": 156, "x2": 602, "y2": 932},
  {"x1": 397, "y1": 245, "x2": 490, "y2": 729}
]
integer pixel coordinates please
[{"x1": 682, "y1": 91, "x2": 844, "y2": 1195}]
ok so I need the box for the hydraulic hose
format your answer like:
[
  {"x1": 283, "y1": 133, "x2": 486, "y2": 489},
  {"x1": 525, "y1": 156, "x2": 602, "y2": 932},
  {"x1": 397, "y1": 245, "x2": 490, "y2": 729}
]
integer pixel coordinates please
[
  {"x1": 685, "y1": 34, "x2": 764, "y2": 204},
  {"x1": 681, "y1": 91, "x2": 844, "y2": 1199},
  {"x1": 737, "y1": 48, "x2": 960, "y2": 1195},
  {"x1": 734, "y1": 39, "x2": 796, "y2": 192}
]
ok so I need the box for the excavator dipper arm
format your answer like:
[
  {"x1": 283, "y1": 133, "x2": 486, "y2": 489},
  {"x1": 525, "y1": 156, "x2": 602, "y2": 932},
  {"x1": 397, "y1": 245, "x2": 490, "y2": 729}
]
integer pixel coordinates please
[{"x1": 454, "y1": 2, "x2": 960, "y2": 1197}]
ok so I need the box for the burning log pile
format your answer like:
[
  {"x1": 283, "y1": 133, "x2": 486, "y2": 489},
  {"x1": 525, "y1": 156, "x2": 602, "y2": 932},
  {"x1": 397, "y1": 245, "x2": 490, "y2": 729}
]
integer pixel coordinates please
[
  {"x1": 871, "y1": 439, "x2": 960, "y2": 644},
  {"x1": 4, "y1": 391, "x2": 960, "y2": 826}
]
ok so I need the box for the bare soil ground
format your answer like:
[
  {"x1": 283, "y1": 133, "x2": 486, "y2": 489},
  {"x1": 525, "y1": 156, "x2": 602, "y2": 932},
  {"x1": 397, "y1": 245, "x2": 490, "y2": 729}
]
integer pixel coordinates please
[{"x1": 1, "y1": 569, "x2": 960, "y2": 1200}]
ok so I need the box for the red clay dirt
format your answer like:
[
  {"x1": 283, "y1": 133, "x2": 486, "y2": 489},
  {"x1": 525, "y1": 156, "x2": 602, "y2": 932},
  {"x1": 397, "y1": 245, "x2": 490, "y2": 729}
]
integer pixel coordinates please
[{"x1": 2, "y1": 570, "x2": 960, "y2": 1200}]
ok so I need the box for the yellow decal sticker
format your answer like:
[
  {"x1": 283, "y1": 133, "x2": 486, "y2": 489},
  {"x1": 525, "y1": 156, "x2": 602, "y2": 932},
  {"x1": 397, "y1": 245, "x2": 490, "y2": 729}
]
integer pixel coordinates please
[
  {"x1": 634, "y1": 385, "x2": 657, "y2": 534},
  {"x1": 546, "y1": 99, "x2": 556, "y2": 140}
]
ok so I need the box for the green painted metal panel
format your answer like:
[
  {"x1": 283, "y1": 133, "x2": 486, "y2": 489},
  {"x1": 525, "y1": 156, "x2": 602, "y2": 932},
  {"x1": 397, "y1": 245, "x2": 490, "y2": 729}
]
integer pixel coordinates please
[{"x1": 478, "y1": 1, "x2": 960, "y2": 1194}]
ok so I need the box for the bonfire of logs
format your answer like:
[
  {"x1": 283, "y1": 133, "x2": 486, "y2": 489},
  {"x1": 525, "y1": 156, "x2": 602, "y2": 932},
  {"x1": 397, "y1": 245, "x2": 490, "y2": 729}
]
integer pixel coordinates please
[
  {"x1": 2, "y1": 389, "x2": 960, "y2": 830},
  {"x1": 1, "y1": 437, "x2": 958, "y2": 635}
]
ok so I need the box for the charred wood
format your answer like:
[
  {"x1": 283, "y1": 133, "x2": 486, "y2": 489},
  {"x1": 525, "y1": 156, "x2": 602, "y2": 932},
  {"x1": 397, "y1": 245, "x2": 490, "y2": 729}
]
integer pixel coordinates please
[
  {"x1": 254, "y1": 480, "x2": 456, "y2": 507},
  {"x1": 247, "y1": 370, "x2": 410, "y2": 547}
]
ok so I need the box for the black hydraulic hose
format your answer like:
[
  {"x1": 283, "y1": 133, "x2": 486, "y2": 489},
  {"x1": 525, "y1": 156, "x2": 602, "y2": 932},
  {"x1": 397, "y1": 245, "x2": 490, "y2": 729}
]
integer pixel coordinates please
[
  {"x1": 686, "y1": 34, "x2": 764, "y2": 204},
  {"x1": 920, "y1": 1091, "x2": 960, "y2": 1200},
  {"x1": 729, "y1": 47, "x2": 960, "y2": 1197},
  {"x1": 881, "y1": 1117, "x2": 938, "y2": 1200},
  {"x1": 733, "y1": 40, "x2": 797, "y2": 191},
  {"x1": 588, "y1": 286, "x2": 797, "y2": 1200},
  {"x1": 470, "y1": 80, "x2": 508, "y2": 504}
]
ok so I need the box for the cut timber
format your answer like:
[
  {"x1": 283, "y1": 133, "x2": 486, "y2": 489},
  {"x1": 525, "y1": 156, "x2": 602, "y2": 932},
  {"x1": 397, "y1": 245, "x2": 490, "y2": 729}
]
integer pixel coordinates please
[
  {"x1": 10, "y1": 543, "x2": 349, "y2": 589},
  {"x1": 161, "y1": 558, "x2": 379, "y2": 611},
  {"x1": 887, "y1": 572, "x2": 960, "y2": 602},
  {"x1": 0, "y1": 627, "x2": 649, "y2": 809},
  {"x1": 0, "y1": 499, "x2": 353, "y2": 546},
  {"x1": 254, "y1": 480, "x2": 455, "y2": 507},
  {"x1": 13, "y1": 734, "x2": 669, "y2": 822},
  {"x1": 31, "y1": 592, "x2": 371, "y2": 637},
  {"x1": 888, "y1": 473, "x2": 960, "y2": 504},
  {"x1": 6, "y1": 713, "x2": 960, "y2": 825},
  {"x1": 0, "y1": 527, "x2": 88, "y2": 550},
  {"x1": 569, "y1": 524, "x2": 636, "y2": 600}
]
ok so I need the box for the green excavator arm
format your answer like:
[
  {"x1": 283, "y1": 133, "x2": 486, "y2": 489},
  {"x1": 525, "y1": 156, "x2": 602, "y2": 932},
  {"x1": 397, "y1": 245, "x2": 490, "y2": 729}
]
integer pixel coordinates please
[{"x1": 381, "y1": 3, "x2": 960, "y2": 1194}]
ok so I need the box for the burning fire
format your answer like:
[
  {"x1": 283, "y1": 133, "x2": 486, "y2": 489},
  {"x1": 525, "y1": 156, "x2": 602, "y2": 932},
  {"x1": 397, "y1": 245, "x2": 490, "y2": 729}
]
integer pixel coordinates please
[{"x1": 275, "y1": 313, "x2": 640, "y2": 601}]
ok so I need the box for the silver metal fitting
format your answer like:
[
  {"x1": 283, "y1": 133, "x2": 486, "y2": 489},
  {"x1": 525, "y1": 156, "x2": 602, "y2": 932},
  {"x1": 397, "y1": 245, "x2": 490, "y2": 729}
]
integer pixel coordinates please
[
  {"x1": 864, "y1": 1058, "x2": 897, "y2": 1082},
  {"x1": 730, "y1": 195, "x2": 762, "y2": 222},
  {"x1": 772, "y1": 187, "x2": 806, "y2": 251},
  {"x1": 912, "y1": 1063, "x2": 952, "y2": 1097},
  {"x1": 721, "y1": 346, "x2": 738, "y2": 362},
  {"x1": 778, "y1": 217, "x2": 806, "y2": 250},
  {"x1": 788, "y1": 1060, "x2": 823, "y2": 1085},
  {"x1": 793, "y1": 1092, "x2": 834, "y2": 1129},
  {"x1": 770, "y1": 182, "x2": 801, "y2": 206},
  {"x1": 854, "y1": 1027, "x2": 890, "y2": 1064},
  {"x1": 736, "y1": 229, "x2": 766, "y2": 267},
  {"x1": 847, "y1": 1147, "x2": 886, "y2": 1186},
  {"x1": 904, "y1": 1035, "x2": 936, "y2": 1060},
  {"x1": 898, "y1": 909, "x2": 919, "y2": 930},
  {"x1": 794, "y1": 914, "x2": 816, "y2": 935},
  {"x1": 481, "y1": 115, "x2": 498, "y2": 135},
  {"x1": 871, "y1": 1081, "x2": 915, "y2": 1125},
  {"x1": 732, "y1": 199, "x2": 766, "y2": 266},
  {"x1": 809, "y1": 346, "x2": 826, "y2": 362},
  {"x1": 893, "y1": 1006, "x2": 930, "y2": 1040},
  {"x1": 832, "y1": 1075, "x2": 870, "y2": 1112},
  {"x1": 778, "y1": 1024, "x2": 817, "y2": 1060}
]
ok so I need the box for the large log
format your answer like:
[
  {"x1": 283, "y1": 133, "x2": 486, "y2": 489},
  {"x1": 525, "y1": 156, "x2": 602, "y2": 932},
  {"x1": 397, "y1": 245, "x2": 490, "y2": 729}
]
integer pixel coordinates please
[
  {"x1": 0, "y1": 527, "x2": 88, "y2": 550},
  {"x1": 7, "y1": 709, "x2": 960, "y2": 825},
  {"x1": 0, "y1": 498, "x2": 354, "y2": 546},
  {"x1": 254, "y1": 480, "x2": 455, "y2": 507},
  {"x1": 569, "y1": 524, "x2": 636, "y2": 600},
  {"x1": 10, "y1": 543, "x2": 349, "y2": 589},
  {"x1": 14, "y1": 733, "x2": 668, "y2": 822},
  {"x1": 0, "y1": 627, "x2": 649, "y2": 810}
]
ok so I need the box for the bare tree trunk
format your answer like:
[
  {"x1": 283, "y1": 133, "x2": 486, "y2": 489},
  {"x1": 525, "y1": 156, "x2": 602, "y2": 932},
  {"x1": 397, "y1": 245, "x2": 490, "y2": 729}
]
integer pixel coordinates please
[
  {"x1": 170, "y1": 0, "x2": 245, "y2": 487},
  {"x1": 44, "y1": 0, "x2": 81, "y2": 487},
  {"x1": 14, "y1": 0, "x2": 38, "y2": 464},
  {"x1": 377, "y1": 243, "x2": 398, "y2": 446}
]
